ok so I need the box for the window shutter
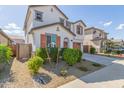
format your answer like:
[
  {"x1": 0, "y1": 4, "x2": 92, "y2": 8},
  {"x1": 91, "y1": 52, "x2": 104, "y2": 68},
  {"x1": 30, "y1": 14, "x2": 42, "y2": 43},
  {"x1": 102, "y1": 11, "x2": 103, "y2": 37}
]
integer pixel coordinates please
[
  {"x1": 41, "y1": 34, "x2": 46, "y2": 48},
  {"x1": 56, "y1": 36, "x2": 60, "y2": 47},
  {"x1": 51, "y1": 34, "x2": 56, "y2": 43}
]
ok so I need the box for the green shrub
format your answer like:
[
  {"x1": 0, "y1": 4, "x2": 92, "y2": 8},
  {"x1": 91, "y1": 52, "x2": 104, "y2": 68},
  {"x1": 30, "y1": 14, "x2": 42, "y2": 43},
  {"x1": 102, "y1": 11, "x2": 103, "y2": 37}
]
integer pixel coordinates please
[
  {"x1": 0, "y1": 45, "x2": 12, "y2": 64},
  {"x1": 36, "y1": 48, "x2": 47, "y2": 61},
  {"x1": 116, "y1": 50, "x2": 122, "y2": 55},
  {"x1": 27, "y1": 56, "x2": 44, "y2": 75},
  {"x1": 48, "y1": 48, "x2": 58, "y2": 62},
  {"x1": 77, "y1": 49, "x2": 83, "y2": 62},
  {"x1": 60, "y1": 48, "x2": 66, "y2": 57},
  {"x1": 90, "y1": 47, "x2": 96, "y2": 54},
  {"x1": 63, "y1": 48, "x2": 80, "y2": 66}
]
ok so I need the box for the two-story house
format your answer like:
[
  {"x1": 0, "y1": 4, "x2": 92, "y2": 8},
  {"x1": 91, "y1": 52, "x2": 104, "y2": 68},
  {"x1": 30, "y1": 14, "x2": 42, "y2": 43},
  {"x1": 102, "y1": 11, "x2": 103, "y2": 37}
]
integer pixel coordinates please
[
  {"x1": 23, "y1": 5, "x2": 86, "y2": 52},
  {"x1": 83, "y1": 27, "x2": 108, "y2": 53}
]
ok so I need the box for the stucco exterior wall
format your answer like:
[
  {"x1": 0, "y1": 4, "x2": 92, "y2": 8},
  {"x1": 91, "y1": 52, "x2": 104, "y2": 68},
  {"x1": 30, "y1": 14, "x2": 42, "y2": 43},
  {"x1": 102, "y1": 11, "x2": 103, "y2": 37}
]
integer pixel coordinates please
[
  {"x1": 30, "y1": 6, "x2": 67, "y2": 28},
  {"x1": 84, "y1": 28, "x2": 107, "y2": 53},
  {"x1": 30, "y1": 24, "x2": 74, "y2": 51},
  {"x1": 0, "y1": 33, "x2": 9, "y2": 45}
]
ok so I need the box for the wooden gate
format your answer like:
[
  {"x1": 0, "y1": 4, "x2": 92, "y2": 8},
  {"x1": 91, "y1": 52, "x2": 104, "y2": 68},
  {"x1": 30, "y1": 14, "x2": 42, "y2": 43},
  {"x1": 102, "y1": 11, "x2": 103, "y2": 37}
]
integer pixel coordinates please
[{"x1": 16, "y1": 44, "x2": 32, "y2": 60}]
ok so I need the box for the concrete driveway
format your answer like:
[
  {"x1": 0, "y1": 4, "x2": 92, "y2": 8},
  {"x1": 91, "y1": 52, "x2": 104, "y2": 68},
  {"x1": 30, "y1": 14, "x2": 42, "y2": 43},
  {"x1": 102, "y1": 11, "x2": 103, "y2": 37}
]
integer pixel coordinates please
[
  {"x1": 59, "y1": 54, "x2": 124, "y2": 88},
  {"x1": 83, "y1": 53, "x2": 121, "y2": 66}
]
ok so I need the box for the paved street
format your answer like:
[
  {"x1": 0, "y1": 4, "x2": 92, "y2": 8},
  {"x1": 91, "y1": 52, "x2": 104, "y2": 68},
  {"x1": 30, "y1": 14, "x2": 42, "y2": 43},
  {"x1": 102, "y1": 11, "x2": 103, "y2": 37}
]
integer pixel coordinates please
[{"x1": 59, "y1": 54, "x2": 124, "y2": 88}]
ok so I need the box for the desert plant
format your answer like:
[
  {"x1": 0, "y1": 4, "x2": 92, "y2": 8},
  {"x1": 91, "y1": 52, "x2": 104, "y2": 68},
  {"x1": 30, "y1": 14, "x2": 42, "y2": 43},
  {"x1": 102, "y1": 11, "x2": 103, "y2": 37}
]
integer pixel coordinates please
[
  {"x1": 63, "y1": 48, "x2": 80, "y2": 66},
  {"x1": 27, "y1": 56, "x2": 44, "y2": 75},
  {"x1": 0, "y1": 45, "x2": 12, "y2": 64},
  {"x1": 90, "y1": 47, "x2": 96, "y2": 54},
  {"x1": 60, "y1": 67, "x2": 68, "y2": 77},
  {"x1": 36, "y1": 48, "x2": 47, "y2": 61}
]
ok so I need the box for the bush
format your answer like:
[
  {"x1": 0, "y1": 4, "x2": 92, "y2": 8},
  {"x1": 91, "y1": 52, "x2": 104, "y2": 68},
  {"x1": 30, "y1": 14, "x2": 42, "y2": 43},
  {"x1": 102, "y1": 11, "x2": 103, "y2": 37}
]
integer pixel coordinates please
[
  {"x1": 0, "y1": 45, "x2": 12, "y2": 64},
  {"x1": 48, "y1": 48, "x2": 58, "y2": 62},
  {"x1": 116, "y1": 50, "x2": 122, "y2": 55},
  {"x1": 36, "y1": 48, "x2": 59, "y2": 62},
  {"x1": 36, "y1": 48, "x2": 47, "y2": 61},
  {"x1": 27, "y1": 56, "x2": 44, "y2": 75},
  {"x1": 63, "y1": 48, "x2": 80, "y2": 66},
  {"x1": 60, "y1": 48, "x2": 66, "y2": 57},
  {"x1": 90, "y1": 47, "x2": 96, "y2": 54},
  {"x1": 77, "y1": 49, "x2": 83, "y2": 62}
]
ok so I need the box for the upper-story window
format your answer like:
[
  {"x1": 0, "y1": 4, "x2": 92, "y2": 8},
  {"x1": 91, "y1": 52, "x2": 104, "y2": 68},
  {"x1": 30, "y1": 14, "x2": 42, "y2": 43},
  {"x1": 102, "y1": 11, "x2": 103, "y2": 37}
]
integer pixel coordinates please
[
  {"x1": 66, "y1": 21, "x2": 71, "y2": 29},
  {"x1": 76, "y1": 25, "x2": 83, "y2": 35},
  {"x1": 60, "y1": 18, "x2": 64, "y2": 24},
  {"x1": 93, "y1": 30, "x2": 96, "y2": 34},
  {"x1": 35, "y1": 10, "x2": 43, "y2": 22}
]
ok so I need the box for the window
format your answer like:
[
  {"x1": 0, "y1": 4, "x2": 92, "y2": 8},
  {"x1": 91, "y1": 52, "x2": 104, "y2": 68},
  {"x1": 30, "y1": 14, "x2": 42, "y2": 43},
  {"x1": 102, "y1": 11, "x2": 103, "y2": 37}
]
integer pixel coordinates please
[
  {"x1": 46, "y1": 34, "x2": 56, "y2": 47},
  {"x1": 93, "y1": 31, "x2": 96, "y2": 34},
  {"x1": 60, "y1": 18, "x2": 64, "y2": 24},
  {"x1": 76, "y1": 25, "x2": 83, "y2": 35},
  {"x1": 66, "y1": 21, "x2": 71, "y2": 29},
  {"x1": 46, "y1": 35, "x2": 51, "y2": 47},
  {"x1": 35, "y1": 10, "x2": 43, "y2": 22}
]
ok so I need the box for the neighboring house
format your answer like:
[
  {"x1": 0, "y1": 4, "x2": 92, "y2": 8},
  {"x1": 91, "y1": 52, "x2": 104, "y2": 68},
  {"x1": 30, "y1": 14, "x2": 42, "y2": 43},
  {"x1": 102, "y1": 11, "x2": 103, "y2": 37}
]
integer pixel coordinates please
[
  {"x1": 23, "y1": 5, "x2": 86, "y2": 52},
  {"x1": 83, "y1": 27, "x2": 108, "y2": 53},
  {"x1": 0, "y1": 29, "x2": 12, "y2": 46},
  {"x1": 110, "y1": 38, "x2": 124, "y2": 48},
  {"x1": 10, "y1": 35, "x2": 25, "y2": 44},
  {"x1": 12, "y1": 39, "x2": 25, "y2": 44}
]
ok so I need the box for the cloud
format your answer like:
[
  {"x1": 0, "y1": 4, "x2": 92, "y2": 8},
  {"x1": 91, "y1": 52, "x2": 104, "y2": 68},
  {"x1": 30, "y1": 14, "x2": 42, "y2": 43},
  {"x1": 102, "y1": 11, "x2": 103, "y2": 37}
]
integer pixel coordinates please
[
  {"x1": 116, "y1": 24, "x2": 124, "y2": 30},
  {"x1": 2, "y1": 23, "x2": 24, "y2": 36},
  {"x1": 103, "y1": 21, "x2": 112, "y2": 26}
]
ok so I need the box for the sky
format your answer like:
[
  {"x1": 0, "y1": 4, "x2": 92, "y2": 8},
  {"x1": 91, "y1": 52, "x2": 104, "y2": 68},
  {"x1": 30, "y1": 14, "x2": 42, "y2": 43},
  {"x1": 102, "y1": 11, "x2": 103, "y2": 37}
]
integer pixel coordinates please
[{"x1": 0, "y1": 5, "x2": 124, "y2": 40}]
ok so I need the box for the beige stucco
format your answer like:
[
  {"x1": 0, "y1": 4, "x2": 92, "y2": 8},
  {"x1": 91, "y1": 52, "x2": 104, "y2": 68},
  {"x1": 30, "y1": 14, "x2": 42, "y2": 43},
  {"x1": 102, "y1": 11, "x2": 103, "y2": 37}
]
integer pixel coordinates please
[
  {"x1": 0, "y1": 33, "x2": 10, "y2": 46},
  {"x1": 84, "y1": 27, "x2": 107, "y2": 53}
]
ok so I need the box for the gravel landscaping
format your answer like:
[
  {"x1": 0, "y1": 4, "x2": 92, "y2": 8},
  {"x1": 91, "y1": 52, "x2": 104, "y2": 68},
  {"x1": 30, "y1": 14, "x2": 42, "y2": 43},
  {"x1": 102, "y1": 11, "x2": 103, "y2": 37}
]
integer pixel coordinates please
[{"x1": 0, "y1": 58, "x2": 104, "y2": 88}]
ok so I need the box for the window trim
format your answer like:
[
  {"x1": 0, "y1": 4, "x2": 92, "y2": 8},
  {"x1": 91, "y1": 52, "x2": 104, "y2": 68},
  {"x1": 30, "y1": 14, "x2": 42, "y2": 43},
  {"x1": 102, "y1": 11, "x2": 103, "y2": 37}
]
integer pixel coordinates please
[
  {"x1": 76, "y1": 25, "x2": 83, "y2": 35},
  {"x1": 46, "y1": 33, "x2": 57, "y2": 48},
  {"x1": 35, "y1": 10, "x2": 43, "y2": 22}
]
